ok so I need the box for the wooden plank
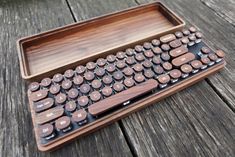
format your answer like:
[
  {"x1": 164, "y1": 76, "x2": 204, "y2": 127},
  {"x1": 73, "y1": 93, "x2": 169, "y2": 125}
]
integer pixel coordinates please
[{"x1": 0, "y1": 0, "x2": 132, "y2": 156}]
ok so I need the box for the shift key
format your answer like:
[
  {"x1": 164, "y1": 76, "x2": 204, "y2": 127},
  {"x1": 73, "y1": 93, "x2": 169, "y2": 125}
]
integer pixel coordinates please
[{"x1": 36, "y1": 107, "x2": 64, "y2": 124}]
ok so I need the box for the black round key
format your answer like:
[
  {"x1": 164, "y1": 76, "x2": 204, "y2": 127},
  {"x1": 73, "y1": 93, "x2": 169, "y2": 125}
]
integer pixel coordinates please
[
  {"x1": 77, "y1": 96, "x2": 89, "y2": 107},
  {"x1": 64, "y1": 69, "x2": 74, "y2": 78},
  {"x1": 144, "y1": 70, "x2": 154, "y2": 78},
  {"x1": 124, "y1": 78, "x2": 135, "y2": 87},
  {"x1": 152, "y1": 56, "x2": 162, "y2": 65},
  {"x1": 201, "y1": 47, "x2": 211, "y2": 54},
  {"x1": 106, "y1": 64, "x2": 116, "y2": 73},
  {"x1": 97, "y1": 58, "x2": 107, "y2": 67},
  {"x1": 65, "y1": 101, "x2": 77, "y2": 112},
  {"x1": 126, "y1": 57, "x2": 136, "y2": 65},
  {"x1": 195, "y1": 32, "x2": 203, "y2": 38},
  {"x1": 38, "y1": 123, "x2": 54, "y2": 138},
  {"x1": 182, "y1": 29, "x2": 190, "y2": 35},
  {"x1": 123, "y1": 67, "x2": 134, "y2": 76},
  {"x1": 55, "y1": 116, "x2": 71, "y2": 131},
  {"x1": 161, "y1": 44, "x2": 170, "y2": 51},
  {"x1": 95, "y1": 68, "x2": 105, "y2": 77},
  {"x1": 153, "y1": 65, "x2": 164, "y2": 74},
  {"x1": 76, "y1": 65, "x2": 86, "y2": 74},
  {"x1": 143, "y1": 42, "x2": 152, "y2": 50},
  {"x1": 113, "y1": 82, "x2": 124, "y2": 92},
  {"x1": 135, "y1": 53, "x2": 145, "y2": 62},
  {"x1": 102, "y1": 75, "x2": 113, "y2": 84},
  {"x1": 91, "y1": 79, "x2": 102, "y2": 89},
  {"x1": 29, "y1": 82, "x2": 40, "y2": 92},
  {"x1": 102, "y1": 86, "x2": 112, "y2": 97},
  {"x1": 49, "y1": 84, "x2": 60, "y2": 94},
  {"x1": 144, "y1": 50, "x2": 154, "y2": 58},
  {"x1": 62, "y1": 80, "x2": 72, "y2": 90},
  {"x1": 116, "y1": 51, "x2": 125, "y2": 60},
  {"x1": 84, "y1": 71, "x2": 95, "y2": 81},
  {"x1": 89, "y1": 91, "x2": 101, "y2": 102},
  {"x1": 181, "y1": 37, "x2": 189, "y2": 44},
  {"x1": 133, "y1": 63, "x2": 143, "y2": 72},
  {"x1": 126, "y1": 48, "x2": 135, "y2": 56},
  {"x1": 113, "y1": 71, "x2": 124, "y2": 80},
  {"x1": 152, "y1": 47, "x2": 162, "y2": 55},
  {"x1": 162, "y1": 62, "x2": 172, "y2": 71},
  {"x1": 189, "y1": 26, "x2": 197, "y2": 33},
  {"x1": 161, "y1": 52, "x2": 170, "y2": 61},
  {"x1": 80, "y1": 84, "x2": 91, "y2": 94},
  {"x1": 41, "y1": 78, "x2": 52, "y2": 87},
  {"x1": 152, "y1": 39, "x2": 160, "y2": 46},
  {"x1": 134, "y1": 74, "x2": 145, "y2": 83},
  {"x1": 73, "y1": 75, "x2": 84, "y2": 85},
  {"x1": 143, "y1": 60, "x2": 153, "y2": 68},
  {"x1": 55, "y1": 93, "x2": 66, "y2": 104},
  {"x1": 107, "y1": 54, "x2": 116, "y2": 63},
  {"x1": 68, "y1": 88, "x2": 79, "y2": 99},
  {"x1": 116, "y1": 60, "x2": 126, "y2": 69},
  {"x1": 175, "y1": 31, "x2": 183, "y2": 38},
  {"x1": 53, "y1": 73, "x2": 63, "y2": 83},
  {"x1": 188, "y1": 34, "x2": 196, "y2": 41},
  {"x1": 135, "y1": 45, "x2": 144, "y2": 52},
  {"x1": 86, "y1": 62, "x2": 96, "y2": 70}
]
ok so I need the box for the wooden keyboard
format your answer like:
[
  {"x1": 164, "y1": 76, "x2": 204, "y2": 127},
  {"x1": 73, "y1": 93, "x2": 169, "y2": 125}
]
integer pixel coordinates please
[{"x1": 27, "y1": 26, "x2": 225, "y2": 151}]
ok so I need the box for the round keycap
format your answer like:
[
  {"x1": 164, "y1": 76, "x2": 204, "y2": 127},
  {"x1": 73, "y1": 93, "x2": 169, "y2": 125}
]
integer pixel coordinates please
[
  {"x1": 143, "y1": 42, "x2": 152, "y2": 50},
  {"x1": 175, "y1": 31, "x2": 183, "y2": 38},
  {"x1": 169, "y1": 39, "x2": 182, "y2": 48},
  {"x1": 102, "y1": 75, "x2": 113, "y2": 85},
  {"x1": 90, "y1": 91, "x2": 101, "y2": 102},
  {"x1": 38, "y1": 123, "x2": 54, "y2": 138},
  {"x1": 169, "y1": 69, "x2": 182, "y2": 79},
  {"x1": 201, "y1": 47, "x2": 211, "y2": 54},
  {"x1": 116, "y1": 60, "x2": 126, "y2": 69},
  {"x1": 161, "y1": 52, "x2": 170, "y2": 61},
  {"x1": 84, "y1": 71, "x2": 95, "y2": 81},
  {"x1": 153, "y1": 65, "x2": 164, "y2": 74},
  {"x1": 29, "y1": 82, "x2": 40, "y2": 92},
  {"x1": 181, "y1": 37, "x2": 189, "y2": 44},
  {"x1": 126, "y1": 57, "x2": 136, "y2": 65},
  {"x1": 86, "y1": 62, "x2": 96, "y2": 70},
  {"x1": 107, "y1": 55, "x2": 116, "y2": 63},
  {"x1": 158, "y1": 74, "x2": 170, "y2": 84},
  {"x1": 161, "y1": 44, "x2": 170, "y2": 51},
  {"x1": 182, "y1": 29, "x2": 190, "y2": 35},
  {"x1": 72, "y1": 110, "x2": 87, "y2": 123},
  {"x1": 97, "y1": 58, "x2": 107, "y2": 67},
  {"x1": 95, "y1": 68, "x2": 105, "y2": 77},
  {"x1": 133, "y1": 64, "x2": 143, "y2": 72},
  {"x1": 208, "y1": 53, "x2": 218, "y2": 61},
  {"x1": 195, "y1": 32, "x2": 203, "y2": 38},
  {"x1": 134, "y1": 74, "x2": 145, "y2": 83},
  {"x1": 191, "y1": 60, "x2": 202, "y2": 69},
  {"x1": 189, "y1": 26, "x2": 197, "y2": 33},
  {"x1": 144, "y1": 70, "x2": 154, "y2": 78},
  {"x1": 152, "y1": 47, "x2": 162, "y2": 55},
  {"x1": 62, "y1": 80, "x2": 72, "y2": 90},
  {"x1": 106, "y1": 64, "x2": 116, "y2": 73},
  {"x1": 152, "y1": 39, "x2": 160, "y2": 46},
  {"x1": 124, "y1": 78, "x2": 135, "y2": 87},
  {"x1": 180, "y1": 64, "x2": 193, "y2": 73},
  {"x1": 123, "y1": 67, "x2": 134, "y2": 76},
  {"x1": 144, "y1": 50, "x2": 154, "y2": 58},
  {"x1": 113, "y1": 82, "x2": 124, "y2": 92},
  {"x1": 41, "y1": 78, "x2": 52, "y2": 87},
  {"x1": 55, "y1": 93, "x2": 66, "y2": 104},
  {"x1": 76, "y1": 65, "x2": 86, "y2": 74},
  {"x1": 68, "y1": 88, "x2": 79, "y2": 99},
  {"x1": 91, "y1": 79, "x2": 102, "y2": 89},
  {"x1": 80, "y1": 84, "x2": 91, "y2": 94},
  {"x1": 215, "y1": 50, "x2": 225, "y2": 58},
  {"x1": 64, "y1": 69, "x2": 74, "y2": 78},
  {"x1": 49, "y1": 84, "x2": 60, "y2": 94},
  {"x1": 188, "y1": 34, "x2": 196, "y2": 41},
  {"x1": 65, "y1": 101, "x2": 76, "y2": 112},
  {"x1": 152, "y1": 56, "x2": 162, "y2": 65},
  {"x1": 135, "y1": 45, "x2": 143, "y2": 52},
  {"x1": 113, "y1": 71, "x2": 124, "y2": 80},
  {"x1": 135, "y1": 53, "x2": 145, "y2": 62},
  {"x1": 102, "y1": 86, "x2": 113, "y2": 97},
  {"x1": 162, "y1": 62, "x2": 172, "y2": 71},
  {"x1": 143, "y1": 60, "x2": 153, "y2": 68},
  {"x1": 77, "y1": 96, "x2": 89, "y2": 107},
  {"x1": 116, "y1": 51, "x2": 125, "y2": 60},
  {"x1": 73, "y1": 75, "x2": 84, "y2": 85},
  {"x1": 126, "y1": 48, "x2": 135, "y2": 56},
  {"x1": 201, "y1": 57, "x2": 210, "y2": 65},
  {"x1": 53, "y1": 73, "x2": 63, "y2": 83},
  {"x1": 55, "y1": 116, "x2": 71, "y2": 130}
]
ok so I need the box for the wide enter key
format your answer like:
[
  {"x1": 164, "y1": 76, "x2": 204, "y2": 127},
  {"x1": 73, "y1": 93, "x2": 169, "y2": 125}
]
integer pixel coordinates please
[{"x1": 172, "y1": 52, "x2": 195, "y2": 67}]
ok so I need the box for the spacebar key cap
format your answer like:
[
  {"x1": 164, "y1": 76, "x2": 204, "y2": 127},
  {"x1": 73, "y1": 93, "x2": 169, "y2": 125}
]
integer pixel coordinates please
[{"x1": 88, "y1": 79, "x2": 158, "y2": 116}]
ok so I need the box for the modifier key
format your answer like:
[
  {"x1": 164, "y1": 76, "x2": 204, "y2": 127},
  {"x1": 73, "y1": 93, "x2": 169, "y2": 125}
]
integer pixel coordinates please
[{"x1": 36, "y1": 107, "x2": 64, "y2": 124}]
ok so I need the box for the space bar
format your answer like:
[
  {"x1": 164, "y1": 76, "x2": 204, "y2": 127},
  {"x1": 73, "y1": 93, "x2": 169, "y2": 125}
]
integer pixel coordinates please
[{"x1": 88, "y1": 79, "x2": 158, "y2": 116}]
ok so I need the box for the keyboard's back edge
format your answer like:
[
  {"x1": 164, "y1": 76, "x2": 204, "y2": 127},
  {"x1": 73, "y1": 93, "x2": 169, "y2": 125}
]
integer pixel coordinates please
[{"x1": 28, "y1": 59, "x2": 225, "y2": 152}]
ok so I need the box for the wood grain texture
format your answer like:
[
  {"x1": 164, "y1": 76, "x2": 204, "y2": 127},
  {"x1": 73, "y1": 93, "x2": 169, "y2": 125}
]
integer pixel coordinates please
[{"x1": 0, "y1": 0, "x2": 132, "y2": 157}]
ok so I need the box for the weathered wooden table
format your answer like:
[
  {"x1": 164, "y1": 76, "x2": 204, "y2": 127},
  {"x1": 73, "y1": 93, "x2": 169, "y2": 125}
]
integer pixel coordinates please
[{"x1": 1, "y1": 0, "x2": 234, "y2": 156}]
